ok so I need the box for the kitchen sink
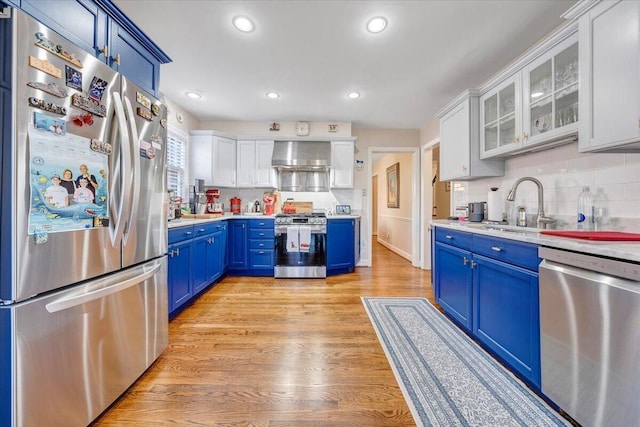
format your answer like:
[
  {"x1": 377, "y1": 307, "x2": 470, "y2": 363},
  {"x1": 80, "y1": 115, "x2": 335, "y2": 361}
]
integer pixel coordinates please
[{"x1": 460, "y1": 223, "x2": 542, "y2": 235}]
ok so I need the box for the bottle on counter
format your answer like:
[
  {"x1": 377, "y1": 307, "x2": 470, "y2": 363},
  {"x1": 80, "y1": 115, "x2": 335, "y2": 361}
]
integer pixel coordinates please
[{"x1": 577, "y1": 186, "x2": 594, "y2": 231}]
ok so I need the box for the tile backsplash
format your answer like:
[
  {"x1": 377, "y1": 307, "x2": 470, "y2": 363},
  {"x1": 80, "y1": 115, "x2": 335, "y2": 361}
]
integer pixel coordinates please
[{"x1": 453, "y1": 143, "x2": 640, "y2": 231}]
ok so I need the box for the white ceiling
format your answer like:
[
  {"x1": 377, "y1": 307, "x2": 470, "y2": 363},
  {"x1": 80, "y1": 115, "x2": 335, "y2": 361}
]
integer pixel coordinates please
[{"x1": 113, "y1": 0, "x2": 577, "y2": 130}]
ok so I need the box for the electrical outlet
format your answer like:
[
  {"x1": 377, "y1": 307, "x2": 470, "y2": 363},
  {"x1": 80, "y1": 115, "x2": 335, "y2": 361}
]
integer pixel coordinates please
[{"x1": 0, "y1": 7, "x2": 11, "y2": 18}]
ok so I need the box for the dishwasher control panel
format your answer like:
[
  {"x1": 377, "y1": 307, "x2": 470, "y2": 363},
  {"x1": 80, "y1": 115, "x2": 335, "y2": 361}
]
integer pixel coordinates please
[{"x1": 539, "y1": 247, "x2": 640, "y2": 282}]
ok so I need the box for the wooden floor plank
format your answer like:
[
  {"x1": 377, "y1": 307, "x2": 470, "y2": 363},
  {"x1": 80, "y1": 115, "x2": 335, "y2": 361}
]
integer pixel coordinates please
[{"x1": 91, "y1": 241, "x2": 433, "y2": 426}]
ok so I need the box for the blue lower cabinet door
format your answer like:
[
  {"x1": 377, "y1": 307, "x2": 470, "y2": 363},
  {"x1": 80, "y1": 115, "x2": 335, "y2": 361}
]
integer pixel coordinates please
[{"x1": 473, "y1": 254, "x2": 541, "y2": 388}]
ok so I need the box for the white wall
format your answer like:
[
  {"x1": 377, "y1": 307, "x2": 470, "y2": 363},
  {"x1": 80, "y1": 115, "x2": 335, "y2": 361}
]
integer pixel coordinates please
[
  {"x1": 199, "y1": 121, "x2": 352, "y2": 138},
  {"x1": 454, "y1": 142, "x2": 640, "y2": 231}
]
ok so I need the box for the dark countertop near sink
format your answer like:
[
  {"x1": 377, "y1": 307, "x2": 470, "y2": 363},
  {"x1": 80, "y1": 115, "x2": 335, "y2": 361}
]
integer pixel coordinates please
[{"x1": 432, "y1": 220, "x2": 640, "y2": 263}]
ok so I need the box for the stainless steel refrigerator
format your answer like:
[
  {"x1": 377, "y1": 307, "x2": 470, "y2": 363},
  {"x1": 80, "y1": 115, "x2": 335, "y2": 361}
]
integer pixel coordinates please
[{"x1": 0, "y1": 9, "x2": 168, "y2": 427}]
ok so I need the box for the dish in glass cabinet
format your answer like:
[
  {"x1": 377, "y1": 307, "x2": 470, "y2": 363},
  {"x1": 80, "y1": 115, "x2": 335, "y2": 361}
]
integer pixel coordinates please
[{"x1": 535, "y1": 115, "x2": 550, "y2": 132}]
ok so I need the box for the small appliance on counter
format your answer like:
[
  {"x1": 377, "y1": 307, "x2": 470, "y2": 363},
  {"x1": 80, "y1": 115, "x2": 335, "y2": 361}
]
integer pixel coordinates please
[
  {"x1": 263, "y1": 191, "x2": 279, "y2": 215},
  {"x1": 230, "y1": 197, "x2": 242, "y2": 214},
  {"x1": 206, "y1": 189, "x2": 223, "y2": 214},
  {"x1": 468, "y1": 202, "x2": 486, "y2": 222},
  {"x1": 335, "y1": 205, "x2": 351, "y2": 215}
]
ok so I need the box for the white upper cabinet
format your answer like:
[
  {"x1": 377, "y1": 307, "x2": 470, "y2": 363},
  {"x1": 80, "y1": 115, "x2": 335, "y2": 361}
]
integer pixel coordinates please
[
  {"x1": 212, "y1": 136, "x2": 237, "y2": 187},
  {"x1": 438, "y1": 91, "x2": 504, "y2": 181},
  {"x1": 578, "y1": 0, "x2": 640, "y2": 152},
  {"x1": 480, "y1": 75, "x2": 522, "y2": 158},
  {"x1": 522, "y1": 36, "x2": 579, "y2": 149},
  {"x1": 189, "y1": 132, "x2": 214, "y2": 184},
  {"x1": 330, "y1": 141, "x2": 354, "y2": 188},
  {"x1": 188, "y1": 131, "x2": 236, "y2": 187},
  {"x1": 480, "y1": 32, "x2": 579, "y2": 159},
  {"x1": 236, "y1": 140, "x2": 276, "y2": 188}
]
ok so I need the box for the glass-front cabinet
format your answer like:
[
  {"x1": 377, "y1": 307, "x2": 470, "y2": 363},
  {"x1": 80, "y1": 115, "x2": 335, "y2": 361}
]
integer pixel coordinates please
[
  {"x1": 480, "y1": 76, "x2": 521, "y2": 158},
  {"x1": 480, "y1": 32, "x2": 578, "y2": 159},
  {"x1": 522, "y1": 36, "x2": 578, "y2": 147}
]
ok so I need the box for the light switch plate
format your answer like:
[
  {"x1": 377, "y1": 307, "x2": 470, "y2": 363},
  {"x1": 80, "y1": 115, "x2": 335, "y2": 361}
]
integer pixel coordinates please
[{"x1": 0, "y1": 7, "x2": 11, "y2": 18}]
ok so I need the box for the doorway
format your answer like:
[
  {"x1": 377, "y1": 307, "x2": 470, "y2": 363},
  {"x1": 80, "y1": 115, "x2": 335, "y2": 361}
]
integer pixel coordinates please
[{"x1": 366, "y1": 147, "x2": 420, "y2": 268}]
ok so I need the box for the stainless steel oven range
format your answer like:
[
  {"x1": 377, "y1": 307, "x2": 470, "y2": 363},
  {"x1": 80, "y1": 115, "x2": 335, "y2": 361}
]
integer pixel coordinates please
[{"x1": 274, "y1": 213, "x2": 327, "y2": 278}]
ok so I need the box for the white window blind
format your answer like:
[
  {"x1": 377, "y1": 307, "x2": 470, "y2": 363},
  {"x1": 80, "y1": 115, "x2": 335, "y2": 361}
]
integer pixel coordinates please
[{"x1": 167, "y1": 127, "x2": 186, "y2": 200}]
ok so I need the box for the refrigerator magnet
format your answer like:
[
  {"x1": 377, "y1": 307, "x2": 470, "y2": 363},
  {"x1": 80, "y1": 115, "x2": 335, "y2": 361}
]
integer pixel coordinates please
[
  {"x1": 28, "y1": 97, "x2": 67, "y2": 115},
  {"x1": 27, "y1": 81, "x2": 68, "y2": 98},
  {"x1": 28, "y1": 56, "x2": 61, "y2": 78},
  {"x1": 88, "y1": 77, "x2": 108, "y2": 102},
  {"x1": 136, "y1": 91, "x2": 151, "y2": 109},
  {"x1": 136, "y1": 107, "x2": 152, "y2": 121},
  {"x1": 34, "y1": 32, "x2": 83, "y2": 68},
  {"x1": 65, "y1": 65, "x2": 82, "y2": 91},
  {"x1": 34, "y1": 112, "x2": 66, "y2": 135},
  {"x1": 151, "y1": 104, "x2": 160, "y2": 116},
  {"x1": 71, "y1": 94, "x2": 107, "y2": 117}
]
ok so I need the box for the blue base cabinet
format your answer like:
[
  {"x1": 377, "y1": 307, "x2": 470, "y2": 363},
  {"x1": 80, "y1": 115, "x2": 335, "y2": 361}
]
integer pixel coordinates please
[
  {"x1": 327, "y1": 218, "x2": 360, "y2": 275},
  {"x1": 168, "y1": 222, "x2": 227, "y2": 318},
  {"x1": 434, "y1": 241, "x2": 473, "y2": 332},
  {"x1": 168, "y1": 226, "x2": 194, "y2": 315},
  {"x1": 473, "y1": 254, "x2": 540, "y2": 386},
  {"x1": 228, "y1": 218, "x2": 274, "y2": 277},
  {"x1": 247, "y1": 219, "x2": 275, "y2": 276},
  {"x1": 228, "y1": 220, "x2": 248, "y2": 272},
  {"x1": 433, "y1": 226, "x2": 542, "y2": 389}
]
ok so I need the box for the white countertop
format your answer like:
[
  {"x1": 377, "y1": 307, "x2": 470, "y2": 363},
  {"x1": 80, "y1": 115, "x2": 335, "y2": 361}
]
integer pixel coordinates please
[
  {"x1": 168, "y1": 214, "x2": 275, "y2": 229},
  {"x1": 432, "y1": 220, "x2": 640, "y2": 263}
]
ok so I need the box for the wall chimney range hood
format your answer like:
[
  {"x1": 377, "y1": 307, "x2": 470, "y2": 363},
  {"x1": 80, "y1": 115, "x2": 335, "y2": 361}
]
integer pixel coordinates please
[
  {"x1": 271, "y1": 140, "x2": 331, "y2": 170},
  {"x1": 272, "y1": 141, "x2": 331, "y2": 192}
]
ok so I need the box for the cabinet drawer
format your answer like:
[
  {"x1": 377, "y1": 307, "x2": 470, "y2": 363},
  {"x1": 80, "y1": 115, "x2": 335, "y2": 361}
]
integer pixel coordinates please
[
  {"x1": 472, "y1": 234, "x2": 540, "y2": 271},
  {"x1": 249, "y1": 228, "x2": 275, "y2": 239},
  {"x1": 249, "y1": 239, "x2": 274, "y2": 250},
  {"x1": 249, "y1": 249, "x2": 274, "y2": 269},
  {"x1": 434, "y1": 227, "x2": 472, "y2": 250},
  {"x1": 192, "y1": 222, "x2": 218, "y2": 236},
  {"x1": 169, "y1": 226, "x2": 194, "y2": 244},
  {"x1": 248, "y1": 219, "x2": 274, "y2": 229}
]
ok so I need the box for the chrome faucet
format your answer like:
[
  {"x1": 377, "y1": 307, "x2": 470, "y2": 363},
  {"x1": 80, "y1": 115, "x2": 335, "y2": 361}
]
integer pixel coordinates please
[{"x1": 506, "y1": 177, "x2": 556, "y2": 229}]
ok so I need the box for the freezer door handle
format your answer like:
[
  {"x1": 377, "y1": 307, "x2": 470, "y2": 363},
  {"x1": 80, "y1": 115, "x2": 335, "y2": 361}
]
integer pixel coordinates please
[
  {"x1": 112, "y1": 93, "x2": 133, "y2": 245},
  {"x1": 122, "y1": 95, "x2": 141, "y2": 245},
  {"x1": 45, "y1": 263, "x2": 161, "y2": 313}
]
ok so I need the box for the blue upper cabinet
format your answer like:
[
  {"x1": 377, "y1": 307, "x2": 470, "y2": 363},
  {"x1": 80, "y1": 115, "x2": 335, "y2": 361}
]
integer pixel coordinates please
[
  {"x1": 20, "y1": 0, "x2": 106, "y2": 58},
  {"x1": 18, "y1": 0, "x2": 170, "y2": 97}
]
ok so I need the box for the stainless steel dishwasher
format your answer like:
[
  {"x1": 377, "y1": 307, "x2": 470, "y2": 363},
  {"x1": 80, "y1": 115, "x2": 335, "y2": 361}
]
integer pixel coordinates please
[{"x1": 539, "y1": 247, "x2": 640, "y2": 427}]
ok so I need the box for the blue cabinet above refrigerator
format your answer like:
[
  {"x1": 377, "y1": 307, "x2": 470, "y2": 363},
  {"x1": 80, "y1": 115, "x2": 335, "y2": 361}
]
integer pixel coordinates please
[{"x1": 18, "y1": 0, "x2": 171, "y2": 97}]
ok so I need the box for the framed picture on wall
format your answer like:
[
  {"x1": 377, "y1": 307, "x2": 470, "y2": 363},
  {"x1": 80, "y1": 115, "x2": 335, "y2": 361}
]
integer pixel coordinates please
[{"x1": 386, "y1": 162, "x2": 399, "y2": 208}]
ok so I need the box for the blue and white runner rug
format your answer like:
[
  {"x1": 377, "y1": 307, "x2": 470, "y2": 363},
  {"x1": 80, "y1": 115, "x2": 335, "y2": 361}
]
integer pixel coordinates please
[{"x1": 362, "y1": 297, "x2": 570, "y2": 427}]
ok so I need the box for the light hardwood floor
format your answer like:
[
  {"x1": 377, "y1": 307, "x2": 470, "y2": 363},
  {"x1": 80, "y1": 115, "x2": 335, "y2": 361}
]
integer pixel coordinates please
[{"x1": 92, "y1": 242, "x2": 433, "y2": 427}]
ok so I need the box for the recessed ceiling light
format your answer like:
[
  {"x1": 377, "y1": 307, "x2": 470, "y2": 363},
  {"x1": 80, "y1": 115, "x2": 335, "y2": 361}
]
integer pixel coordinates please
[
  {"x1": 233, "y1": 15, "x2": 255, "y2": 33},
  {"x1": 347, "y1": 92, "x2": 360, "y2": 99},
  {"x1": 366, "y1": 16, "x2": 387, "y2": 33},
  {"x1": 186, "y1": 91, "x2": 201, "y2": 99},
  {"x1": 266, "y1": 92, "x2": 280, "y2": 99}
]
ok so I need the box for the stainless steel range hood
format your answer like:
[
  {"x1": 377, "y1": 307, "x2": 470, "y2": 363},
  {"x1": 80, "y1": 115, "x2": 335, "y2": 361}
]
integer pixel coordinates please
[
  {"x1": 271, "y1": 140, "x2": 331, "y2": 170},
  {"x1": 272, "y1": 141, "x2": 331, "y2": 192}
]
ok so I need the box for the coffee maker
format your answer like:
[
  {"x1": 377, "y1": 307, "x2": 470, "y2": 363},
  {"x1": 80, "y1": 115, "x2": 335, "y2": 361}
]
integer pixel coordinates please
[
  {"x1": 192, "y1": 179, "x2": 207, "y2": 215},
  {"x1": 206, "y1": 189, "x2": 223, "y2": 214}
]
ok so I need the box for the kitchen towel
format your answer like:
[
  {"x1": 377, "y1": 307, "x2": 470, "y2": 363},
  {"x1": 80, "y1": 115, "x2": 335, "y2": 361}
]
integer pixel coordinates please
[
  {"x1": 487, "y1": 189, "x2": 503, "y2": 222},
  {"x1": 287, "y1": 226, "x2": 299, "y2": 252},
  {"x1": 299, "y1": 226, "x2": 311, "y2": 253}
]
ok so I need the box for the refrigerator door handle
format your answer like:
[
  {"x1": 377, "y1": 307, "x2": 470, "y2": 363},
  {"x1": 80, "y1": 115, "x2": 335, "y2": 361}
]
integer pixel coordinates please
[
  {"x1": 122, "y1": 95, "x2": 141, "y2": 245},
  {"x1": 45, "y1": 262, "x2": 161, "y2": 313},
  {"x1": 112, "y1": 93, "x2": 133, "y2": 245}
]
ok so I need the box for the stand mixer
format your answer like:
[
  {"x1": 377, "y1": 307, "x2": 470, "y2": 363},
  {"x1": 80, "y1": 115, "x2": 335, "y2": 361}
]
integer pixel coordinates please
[{"x1": 206, "y1": 189, "x2": 223, "y2": 214}]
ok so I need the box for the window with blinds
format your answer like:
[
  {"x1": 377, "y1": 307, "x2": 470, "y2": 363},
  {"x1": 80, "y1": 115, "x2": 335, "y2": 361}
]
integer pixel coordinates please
[{"x1": 167, "y1": 128, "x2": 186, "y2": 200}]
